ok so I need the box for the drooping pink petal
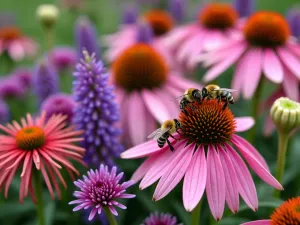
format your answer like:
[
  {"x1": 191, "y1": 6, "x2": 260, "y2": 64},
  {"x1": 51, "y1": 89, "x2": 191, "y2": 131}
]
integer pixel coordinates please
[
  {"x1": 277, "y1": 47, "x2": 300, "y2": 79},
  {"x1": 140, "y1": 141, "x2": 186, "y2": 189},
  {"x1": 206, "y1": 145, "x2": 226, "y2": 221},
  {"x1": 153, "y1": 143, "x2": 194, "y2": 201},
  {"x1": 131, "y1": 155, "x2": 160, "y2": 183},
  {"x1": 231, "y1": 135, "x2": 269, "y2": 171},
  {"x1": 282, "y1": 68, "x2": 299, "y2": 101},
  {"x1": 231, "y1": 139, "x2": 283, "y2": 190},
  {"x1": 142, "y1": 90, "x2": 170, "y2": 123},
  {"x1": 263, "y1": 115, "x2": 275, "y2": 137},
  {"x1": 241, "y1": 220, "x2": 271, "y2": 225},
  {"x1": 225, "y1": 144, "x2": 258, "y2": 211},
  {"x1": 154, "y1": 88, "x2": 179, "y2": 118},
  {"x1": 262, "y1": 49, "x2": 283, "y2": 83},
  {"x1": 218, "y1": 146, "x2": 239, "y2": 213},
  {"x1": 241, "y1": 48, "x2": 263, "y2": 99},
  {"x1": 183, "y1": 145, "x2": 207, "y2": 212},
  {"x1": 235, "y1": 117, "x2": 255, "y2": 132},
  {"x1": 203, "y1": 41, "x2": 247, "y2": 82},
  {"x1": 128, "y1": 91, "x2": 148, "y2": 145},
  {"x1": 121, "y1": 140, "x2": 172, "y2": 159}
]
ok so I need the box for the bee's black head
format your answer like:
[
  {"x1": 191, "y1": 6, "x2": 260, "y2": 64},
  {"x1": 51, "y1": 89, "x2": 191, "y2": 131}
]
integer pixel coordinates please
[{"x1": 192, "y1": 89, "x2": 202, "y2": 100}]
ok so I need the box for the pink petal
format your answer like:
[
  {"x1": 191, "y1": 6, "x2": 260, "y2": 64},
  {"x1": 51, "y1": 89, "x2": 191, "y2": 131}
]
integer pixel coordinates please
[
  {"x1": 203, "y1": 30, "x2": 227, "y2": 51},
  {"x1": 241, "y1": 220, "x2": 271, "y2": 225},
  {"x1": 128, "y1": 92, "x2": 148, "y2": 145},
  {"x1": 183, "y1": 145, "x2": 207, "y2": 212},
  {"x1": 206, "y1": 145, "x2": 226, "y2": 221},
  {"x1": 131, "y1": 155, "x2": 159, "y2": 183},
  {"x1": 121, "y1": 140, "x2": 171, "y2": 159},
  {"x1": 262, "y1": 49, "x2": 283, "y2": 83},
  {"x1": 140, "y1": 141, "x2": 186, "y2": 189},
  {"x1": 225, "y1": 143, "x2": 258, "y2": 211},
  {"x1": 231, "y1": 135, "x2": 269, "y2": 171},
  {"x1": 153, "y1": 143, "x2": 194, "y2": 201},
  {"x1": 142, "y1": 90, "x2": 170, "y2": 123},
  {"x1": 231, "y1": 139, "x2": 283, "y2": 190},
  {"x1": 282, "y1": 68, "x2": 299, "y2": 101},
  {"x1": 235, "y1": 117, "x2": 255, "y2": 132},
  {"x1": 263, "y1": 115, "x2": 275, "y2": 137},
  {"x1": 167, "y1": 75, "x2": 202, "y2": 92},
  {"x1": 203, "y1": 41, "x2": 247, "y2": 82},
  {"x1": 218, "y1": 146, "x2": 239, "y2": 213},
  {"x1": 154, "y1": 88, "x2": 179, "y2": 118},
  {"x1": 8, "y1": 41, "x2": 25, "y2": 61},
  {"x1": 277, "y1": 47, "x2": 300, "y2": 79},
  {"x1": 241, "y1": 48, "x2": 263, "y2": 99}
]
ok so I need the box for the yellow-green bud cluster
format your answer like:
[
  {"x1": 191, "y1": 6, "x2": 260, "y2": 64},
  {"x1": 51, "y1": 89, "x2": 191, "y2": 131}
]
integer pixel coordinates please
[
  {"x1": 270, "y1": 97, "x2": 300, "y2": 133},
  {"x1": 36, "y1": 4, "x2": 59, "y2": 28}
]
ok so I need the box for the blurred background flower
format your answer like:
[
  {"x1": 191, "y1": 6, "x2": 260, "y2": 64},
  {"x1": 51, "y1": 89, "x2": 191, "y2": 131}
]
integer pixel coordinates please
[{"x1": 141, "y1": 212, "x2": 183, "y2": 225}]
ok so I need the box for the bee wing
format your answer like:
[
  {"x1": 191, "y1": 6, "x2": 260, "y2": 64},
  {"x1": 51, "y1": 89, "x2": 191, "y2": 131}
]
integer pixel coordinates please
[
  {"x1": 217, "y1": 88, "x2": 237, "y2": 92},
  {"x1": 172, "y1": 94, "x2": 187, "y2": 102},
  {"x1": 147, "y1": 127, "x2": 171, "y2": 140}
]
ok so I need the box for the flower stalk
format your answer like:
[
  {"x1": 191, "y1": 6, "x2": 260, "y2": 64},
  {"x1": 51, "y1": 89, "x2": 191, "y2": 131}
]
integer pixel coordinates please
[
  {"x1": 104, "y1": 207, "x2": 118, "y2": 225},
  {"x1": 34, "y1": 170, "x2": 45, "y2": 225},
  {"x1": 191, "y1": 201, "x2": 202, "y2": 225}
]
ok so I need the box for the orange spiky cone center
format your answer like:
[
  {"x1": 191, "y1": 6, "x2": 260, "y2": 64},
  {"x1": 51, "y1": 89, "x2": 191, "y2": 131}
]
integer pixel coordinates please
[{"x1": 16, "y1": 126, "x2": 46, "y2": 150}]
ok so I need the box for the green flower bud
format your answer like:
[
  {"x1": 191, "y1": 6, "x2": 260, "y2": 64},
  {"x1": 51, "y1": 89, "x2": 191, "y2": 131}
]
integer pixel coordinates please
[
  {"x1": 36, "y1": 4, "x2": 59, "y2": 28},
  {"x1": 270, "y1": 97, "x2": 300, "y2": 133}
]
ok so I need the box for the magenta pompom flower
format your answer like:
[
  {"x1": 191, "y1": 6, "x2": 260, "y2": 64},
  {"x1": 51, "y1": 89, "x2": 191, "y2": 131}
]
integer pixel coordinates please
[
  {"x1": 49, "y1": 47, "x2": 77, "y2": 71},
  {"x1": 122, "y1": 100, "x2": 282, "y2": 221},
  {"x1": 0, "y1": 112, "x2": 85, "y2": 203},
  {"x1": 142, "y1": 212, "x2": 182, "y2": 225},
  {"x1": 69, "y1": 165, "x2": 135, "y2": 221}
]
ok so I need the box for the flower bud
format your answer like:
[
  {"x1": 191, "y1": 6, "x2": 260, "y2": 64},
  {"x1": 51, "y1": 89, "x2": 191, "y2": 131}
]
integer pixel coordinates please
[
  {"x1": 270, "y1": 97, "x2": 300, "y2": 133},
  {"x1": 36, "y1": 4, "x2": 59, "y2": 28}
]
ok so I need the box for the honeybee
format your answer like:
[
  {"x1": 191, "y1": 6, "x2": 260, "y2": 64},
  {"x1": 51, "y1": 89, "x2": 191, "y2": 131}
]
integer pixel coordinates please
[
  {"x1": 202, "y1": 84, "x2": 236, "y2": 109},
  {"x1": 178, "y1": 88, "x2": 203, "y2": 115},
  {"x1": 147, "y1": 119, "x2": 181, "y2": 152}
]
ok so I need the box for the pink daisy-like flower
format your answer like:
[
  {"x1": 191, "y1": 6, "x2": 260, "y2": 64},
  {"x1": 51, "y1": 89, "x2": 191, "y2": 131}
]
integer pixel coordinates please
[
  {"x1": 0, "y1": 26, "x2": 38, "y2": 61},
  {"x1": 121, "y1": 100, "x2": 282, "y2": 221},
  {"x1": 164, "y1": 3, "x2": 242, "y2": 70},
  {"x1": 241, "y1": 197, "x2": 300, "y2": 225},
  {"x1": 111, "y1": 43, "x2": 201, "y2": 146},
  {"x1": 69, "y1": 164, "x2": 135, "y2": 221},
  {"x1": 0, "y1": 112, "x2": 85, "y2": 203},
  {"x1": 261, "y1": 86, "x2": 300, "y2": 136},
  {"x1": 199, "y1": 11, "x2": 300, "y2": 99},
  {"x1": 142, "y1": 212, "x2": 183, "y2": 225}
]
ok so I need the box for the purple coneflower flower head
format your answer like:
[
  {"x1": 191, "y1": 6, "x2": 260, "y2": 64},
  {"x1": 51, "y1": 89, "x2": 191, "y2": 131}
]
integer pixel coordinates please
[
  {"x1": 233, "y1": 0, "x2": 255, "y2": 18},
  {"x1": 122, "y1": 4, "x2": 138, "y2": 25},
  {"x1": 12, "y1": 68, "x2": 32, "y2": 89},
  {"x1": 0, "y1": 76, "x2": 25, "y2": 99},
  {"x1": 169, "y1": 0, "x2": 185, "y2": 23},
  {"x1": 73, "y1": 51, "x2": 123, "y2": 166},
  {"x1": 69, "y1": 164, "x2": 135, "y2": 221},
  {"x1": 287, "y1": 8, "x2": 300, "y2": 39},
  {"x1": 142, "y1": 212, "x2": 182, "y2": 225},
  {"x1": 0, "y1": 99, "x2": 9, "y2": 123},
  {"x1": 136, "y1": 21, "x2": 154, "y2": 44},
  {"x1": 41, "y1": 93, "x2": 76, "y2": 122},
  {"x1": 32, "y1": 60, "x2": 59, "y2": 105},
  {"x1": 75, "y1": 16, "x2": 100, "y2": 60},
  {"x1": 49, "y1": 46, "x2": 76, "y2": 71}
]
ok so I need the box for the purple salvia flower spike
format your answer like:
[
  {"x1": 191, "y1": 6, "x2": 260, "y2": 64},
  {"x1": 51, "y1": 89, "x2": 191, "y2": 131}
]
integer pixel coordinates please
[
  {"x1": 287, "y1": 8, "x2": 300, "y2": 39},
  {"x1": 169, "y1": 0, "x2": 185, "y2": 23},
  {"x1": 136, "y1": 21, "x2": 154, "y2": 44},
  {"x1": 233, "y1": 0, "x2": 255, "y2": 18}
]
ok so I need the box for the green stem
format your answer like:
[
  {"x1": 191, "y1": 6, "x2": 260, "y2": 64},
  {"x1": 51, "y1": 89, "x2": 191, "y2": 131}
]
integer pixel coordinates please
[
  {"x1": 44, "y1": 27, "x2": 54, "y2": 51},
  {"x1": 191, "y1": 201, "x2": 202, "y2": 225},
  {"x1": 247, "y1": 78, "x2": 264, "y2": 143},
  {"x1": 0, "y1": 52, "x2": 15, "y2": 75},
  {"x1": 274, "y1": 131, "x2": 290, "y2": 198},
  {"x1": 34, "y1": 170, "x2": 45, "y2": 225},
  {"x1": 104, "y1": 207, "x2": 118, "y2": 225}
]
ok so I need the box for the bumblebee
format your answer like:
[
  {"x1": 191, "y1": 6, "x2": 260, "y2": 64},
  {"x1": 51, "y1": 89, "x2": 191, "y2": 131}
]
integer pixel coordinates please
[
  {"x1": 178, "y1": 88, "x2": 203, "y2": 115},
  {"x1": 202, "y1": 84, "x2": 236, "y2": 109},
  {"x1": 147, "y1": 119, "x2": 181, "y2": 152}
]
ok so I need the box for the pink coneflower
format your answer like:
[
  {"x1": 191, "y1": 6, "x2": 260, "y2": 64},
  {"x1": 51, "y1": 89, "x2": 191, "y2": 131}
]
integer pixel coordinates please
[
  {"x1": 69, "y1": 164, "x2": 135, "y2": 221},
  {"x1": 142, "y1": 212, "x2": 182, "y2": 225},
  {"x1": 0, "y1": 112, "x2": 85, "y2": 203},
  {"x1": 241, "y1": 197, "x2": 300, "y2": 225},
  {"x1": 111, "y1": 43, "x2": 201, "y2": 146},
  {"x1": 0, "y1": 26, "x2": 38, "y2": 61},
  {"x1": 48, "y1": 47, "x2": 76, "y2": 71},
  {"x1": 199, "y1": 11, "x2": 300, "y2": 99},
  {"x1": 164, "y1": 3, "x2": 242, "y2": 70},
  {"x1": 121, "y1": 100, "x2": 282, "y2": 221}
]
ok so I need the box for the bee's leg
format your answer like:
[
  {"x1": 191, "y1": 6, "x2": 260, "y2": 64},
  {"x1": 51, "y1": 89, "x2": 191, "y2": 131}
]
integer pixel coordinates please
[
  {"x1": 169, "y1": 134, "x2": 178, "y2": 140},
  {"x1": 176, "y1": 129, "x2": 182, "y2": 135},
  {"x1": 223, "y1": 99, "x2": 228, "y2": 110},
  {"x1": 182, "y1": 109, "x2": 189, "y2": 116},
  {"x1": 166, "y1": 139, "x2": 174, "y2": 152},
  {"x1": 217, "y1": 96, "x2": 221, "y2": 103}
]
